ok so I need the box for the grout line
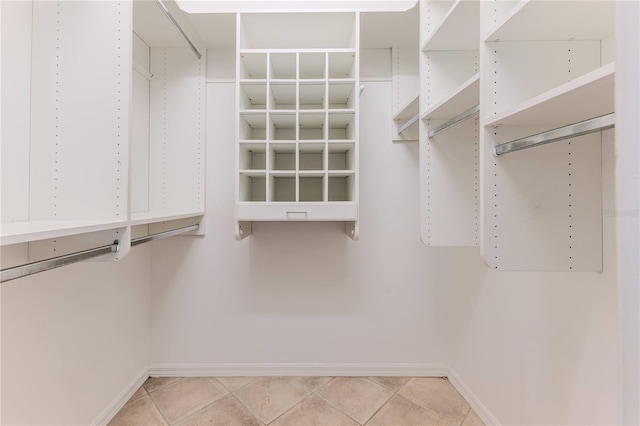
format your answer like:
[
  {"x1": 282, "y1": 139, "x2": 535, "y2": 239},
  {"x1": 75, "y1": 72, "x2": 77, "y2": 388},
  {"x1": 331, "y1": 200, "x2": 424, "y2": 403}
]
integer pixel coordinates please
[
  {"x1": 227, "y1": 391, "x2": 265, "y2": 425},
  {"x1": 166, "y1": 379, "x2": 232, "y2": 426},
  {"x1": 460, "y1": 404, "x2": 473, "y2": 426},
  {"x1": 397, "y1": 377, "x2": 461, "y2": 425},
  {"x1": 146, "y1": 388, "x2": 172, "y2": 426},
  {"x1": 361, "y1": 377, "x2": 407, "y2": 425},
  {"x1": 265, "y1": 392, "x2": 315, "y2": 425}
]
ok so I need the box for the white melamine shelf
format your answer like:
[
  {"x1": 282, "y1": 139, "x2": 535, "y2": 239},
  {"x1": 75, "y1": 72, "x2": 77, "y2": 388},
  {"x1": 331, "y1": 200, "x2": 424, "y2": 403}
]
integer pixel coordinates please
[
  {"x1": 485, "y1": 0, "x2": 615, "y2": 42},
  {"x1": 421, "y1": 73, "x2": 479, "y2": 121},
  {"x1": 1, "y1": 220, "x2": 128, "y2": 246},
  {"x1": 393, "y1": 95, "x2": 419, "y2": 121},
  {"x1": 484, "y1": 63, "x2": 615, "y2": 128},
  {"x1": 422, "y1": 0, "x2": 479, "y2": 51},
  {"x1": 128, "y1": 211, "x2": 205, "y2": 227}
]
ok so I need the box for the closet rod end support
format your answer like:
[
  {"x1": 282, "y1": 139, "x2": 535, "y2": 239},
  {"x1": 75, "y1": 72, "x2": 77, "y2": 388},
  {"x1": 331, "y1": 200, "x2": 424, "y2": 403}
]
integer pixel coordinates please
[{"x1": 236, "y1": 221, "x2": 252, "y2": 240}]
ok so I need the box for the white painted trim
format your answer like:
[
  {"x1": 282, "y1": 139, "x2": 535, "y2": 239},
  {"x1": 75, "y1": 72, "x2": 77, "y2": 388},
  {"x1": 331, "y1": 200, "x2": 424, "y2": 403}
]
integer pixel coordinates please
[
  {"x1": 92, "y1": 367, "x2": 149, "y2": 426},
  {"x1": 148, "y1": 363, "x2": 448, "y2": 377},
  {"x1": 447, "y1": 368, "x2": 500, "y2": 426}
]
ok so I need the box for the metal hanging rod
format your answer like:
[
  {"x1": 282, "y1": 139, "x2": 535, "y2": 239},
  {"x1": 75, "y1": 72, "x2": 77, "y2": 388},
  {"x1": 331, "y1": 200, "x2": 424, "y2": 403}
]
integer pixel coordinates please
[
  {"x1": 0, "y1": 224, "x2": 199, "y2": 283},
  {"x1": 1, "y1": 241, "x2": 119, "y2": 283},
  {"x1": 428, "y1": 105, "x2": 480, "y2": 138},
  {"x1": 131, "y1": 224, "x2": 199, "y2": 247},
  {"x1": 494, "y1": 113, "x2": 615, "y2": 156},
  {"x1": 397, "y1": 113, "x2": 419, "y2": 135},
  {"x1": 155, "y1": 0, "x2": 201, "y2": 60}
]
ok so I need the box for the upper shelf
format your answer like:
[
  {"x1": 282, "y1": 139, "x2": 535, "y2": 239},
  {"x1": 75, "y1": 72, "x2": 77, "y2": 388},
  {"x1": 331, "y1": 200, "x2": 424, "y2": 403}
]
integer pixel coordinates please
[
  {"x1": 240, "y1": 13, "x2": 357, "y2": 49},
  {"x1": 393, "y1": 95, "x2": 419, "y2": 121},
  {"x1": 422, "y1": 73, "x2": 479, "y2": 121},
  {"x1": 1, "y1": 220, "x2": 128, "y2": 246},
  {"x1": 422, "y1": 0, "x2": 479, "y2": 51},
  {"x1": 485, "y1": 0, "x2": 615, "y2": 42},
  {"x1": 484, "y1": 63, "x2": 615, "y2": 128}
]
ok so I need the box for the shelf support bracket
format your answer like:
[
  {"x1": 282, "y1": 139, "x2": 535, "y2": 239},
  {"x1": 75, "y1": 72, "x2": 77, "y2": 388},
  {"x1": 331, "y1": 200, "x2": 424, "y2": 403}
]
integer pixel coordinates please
[
  {"x1": 427, "y1": 105, "x2": 480, "y2": 138},
  {"x1": 236, "y1": 221, "x2": 252, "y2": 240},
  {"x1": 494, "y1": 113, "x2": 615, "y2": 156},
  {"x1": 345, "y1": 221, "x2": 359, "y2": 241}
]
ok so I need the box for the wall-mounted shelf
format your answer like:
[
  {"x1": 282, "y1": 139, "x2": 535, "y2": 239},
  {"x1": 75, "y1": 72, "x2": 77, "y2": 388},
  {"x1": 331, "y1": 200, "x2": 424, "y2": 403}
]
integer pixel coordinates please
[
  {"x1": 393, "y1": 95, "x2": 419, "y2": 137},
  {"x1": 0, "y1": 220, "x2": 128, "y2": 247},
  {"x1": 484, "y1": 0, "x2": 615, "y2": 42},
  {"x1": 422, "y1": 73, "x2": 479, "y2": 121},
  {"x1": 422, "y1": 0, "x2": 479, "y2": 51},
  {"x1": 484, "y1": 63, "x2": 615, "y2": 128}
]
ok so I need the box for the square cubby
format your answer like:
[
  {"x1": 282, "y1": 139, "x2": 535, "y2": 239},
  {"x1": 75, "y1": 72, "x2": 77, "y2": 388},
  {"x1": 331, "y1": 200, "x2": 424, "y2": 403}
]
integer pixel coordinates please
[
  {"x1": 299, "y1": 52, "x2": 326, "y2": 79},
  {"x1": 329, "y1": 52, "x2": 355, "y2": 79},
  {"x1": 270, "y1": 53, "x2": 296, "y2": 79},
  {"x1": 299, "y1": 112, "x2": 325, "y2": 140},
  {"x1": 240, "y1": 53, "x2": 267, "y2": 79},
  {"x1": 328, "y1": 82, "x2": 355, "y2": 110},
  {"x1": 239, "y1": 143, "x2": 267, "y2": 170},
  {"x1": 327, "y1": 112, "x2": 355, "y2": 140},
  {"x1": 298, "y1": 143, "x2": 325, "y2": 171},
  {"x1": 239, "y1": 112, "x2": 267, "y2": 140},
  {"x1": 328, "y1": 143, "x2": 355, "y2": 171},
  {"x1": 239, "y1": 173, "x2": 266, "y2": 202},
  {"x1": 269, "y1": 143, "x2": 296, "y2": 171},
  {"x1": 270, "y1": 174, "x2": 296, "y2": 202},
  {"x1": 299, "y1": 174, "x2": 324, "y2": 202},
  {"x1": 270, "y1": 82, "x2": 296, "y2": 110},
  {"x1": 328, "y1": 173, "x2": 355, "y2": 202},
  {"x1": 239, "y1": 82, "x2": 267, "y2": 110},
  {"x1": 299, "y1": 82, "x2": 325, "y2": 110},
  {"x1": 270, "y1": 113, "x2": 296, "y2": 141}
]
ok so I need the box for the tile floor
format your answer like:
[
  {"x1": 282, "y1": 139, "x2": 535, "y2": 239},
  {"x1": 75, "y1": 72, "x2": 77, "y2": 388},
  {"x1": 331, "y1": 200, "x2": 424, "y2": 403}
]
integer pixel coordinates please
[{"x1": 109, "y1": 376, "x2": 485, "y2": 426}]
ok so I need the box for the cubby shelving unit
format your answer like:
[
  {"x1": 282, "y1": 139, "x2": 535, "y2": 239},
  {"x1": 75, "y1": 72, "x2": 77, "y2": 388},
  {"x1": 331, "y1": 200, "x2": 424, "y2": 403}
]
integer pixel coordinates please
[
  {"x1": 419, "y1": 0, "x2": 480, "y2": 247},
  {"x1": 480, "y1": 0, "x2": 615, "y2": 271},
  {"x1": 1, "y1": 0, "x2": 205, "y2": 281},
  {"x1": 236, "y1": 12, "x2": 360, "y2": 240}
]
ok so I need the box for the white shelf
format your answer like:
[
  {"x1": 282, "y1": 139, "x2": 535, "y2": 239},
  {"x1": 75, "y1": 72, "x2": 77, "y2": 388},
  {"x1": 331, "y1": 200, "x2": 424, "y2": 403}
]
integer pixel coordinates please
[
  {"x1": 393, "y1": 95, "x2": 419, "y2": 121},
  {"x1": 129, "y1": 211, "x2": 204, "y2": 227},
  {"x1": 422, "y1": 73, "x2": 479, "y2": 121},
  {"x1": 484, "y1": 63, "x2": 615, "y2": 128},
  {"x1": 1, "y1": 220, "x2": 129, "y2": 246},
  {"x1": 422, "y1": 0, "x2": 479, "y2": 51},
  {"x1": 485, "y1": 0, "x2": 615, "y2": 42}
]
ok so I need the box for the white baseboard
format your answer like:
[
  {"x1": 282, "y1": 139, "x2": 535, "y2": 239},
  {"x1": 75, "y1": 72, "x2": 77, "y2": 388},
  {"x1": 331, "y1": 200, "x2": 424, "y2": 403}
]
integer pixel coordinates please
[
  {"x1": 148, "y1": 363, "x2": 449, "y2": 377},
  {"x1": 92, "y1": 367, "x2": 149, "y2": 426},
  {"x1": 447, "y1": 368, "x2": 500, "y2": 426}
]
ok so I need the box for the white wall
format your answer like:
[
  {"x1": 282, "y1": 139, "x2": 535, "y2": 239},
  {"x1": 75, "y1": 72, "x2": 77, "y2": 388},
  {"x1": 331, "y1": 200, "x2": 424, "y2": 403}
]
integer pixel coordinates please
[
  {"x1": 449, "y1": 133, "x2": 619, "y2": 425},
  {"x1": 149, "y1": 50, "x2": 461, "y2": 370},
  {"x1": 616, "y1": 1, "x2": 640, "y2": 423},
  {"x1": 1, "y1": 246, "x2": 152, "y2": 425}
]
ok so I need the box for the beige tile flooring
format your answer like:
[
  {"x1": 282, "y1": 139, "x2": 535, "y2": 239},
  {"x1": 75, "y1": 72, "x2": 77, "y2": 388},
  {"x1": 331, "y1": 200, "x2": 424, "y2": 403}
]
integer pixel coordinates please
[{"x1": 109, "y1": 376, "x2": 485, "y2": 426}]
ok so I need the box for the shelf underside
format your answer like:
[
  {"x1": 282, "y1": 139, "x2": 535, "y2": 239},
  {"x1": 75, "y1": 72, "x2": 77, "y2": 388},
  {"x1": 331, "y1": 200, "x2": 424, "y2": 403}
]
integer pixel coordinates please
[
  {"x1": 484, "y1": 63, "x2": 615, "y2": 128},
  {"x1": 422, "y1": 73, "x2": 479, "y2": 121},
  {"x1": 485, "y1": 0, "x2": 614, "y2": 42},
  {"x1": 423, "y1": 0, "x2": 479, "y2": 51}
]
